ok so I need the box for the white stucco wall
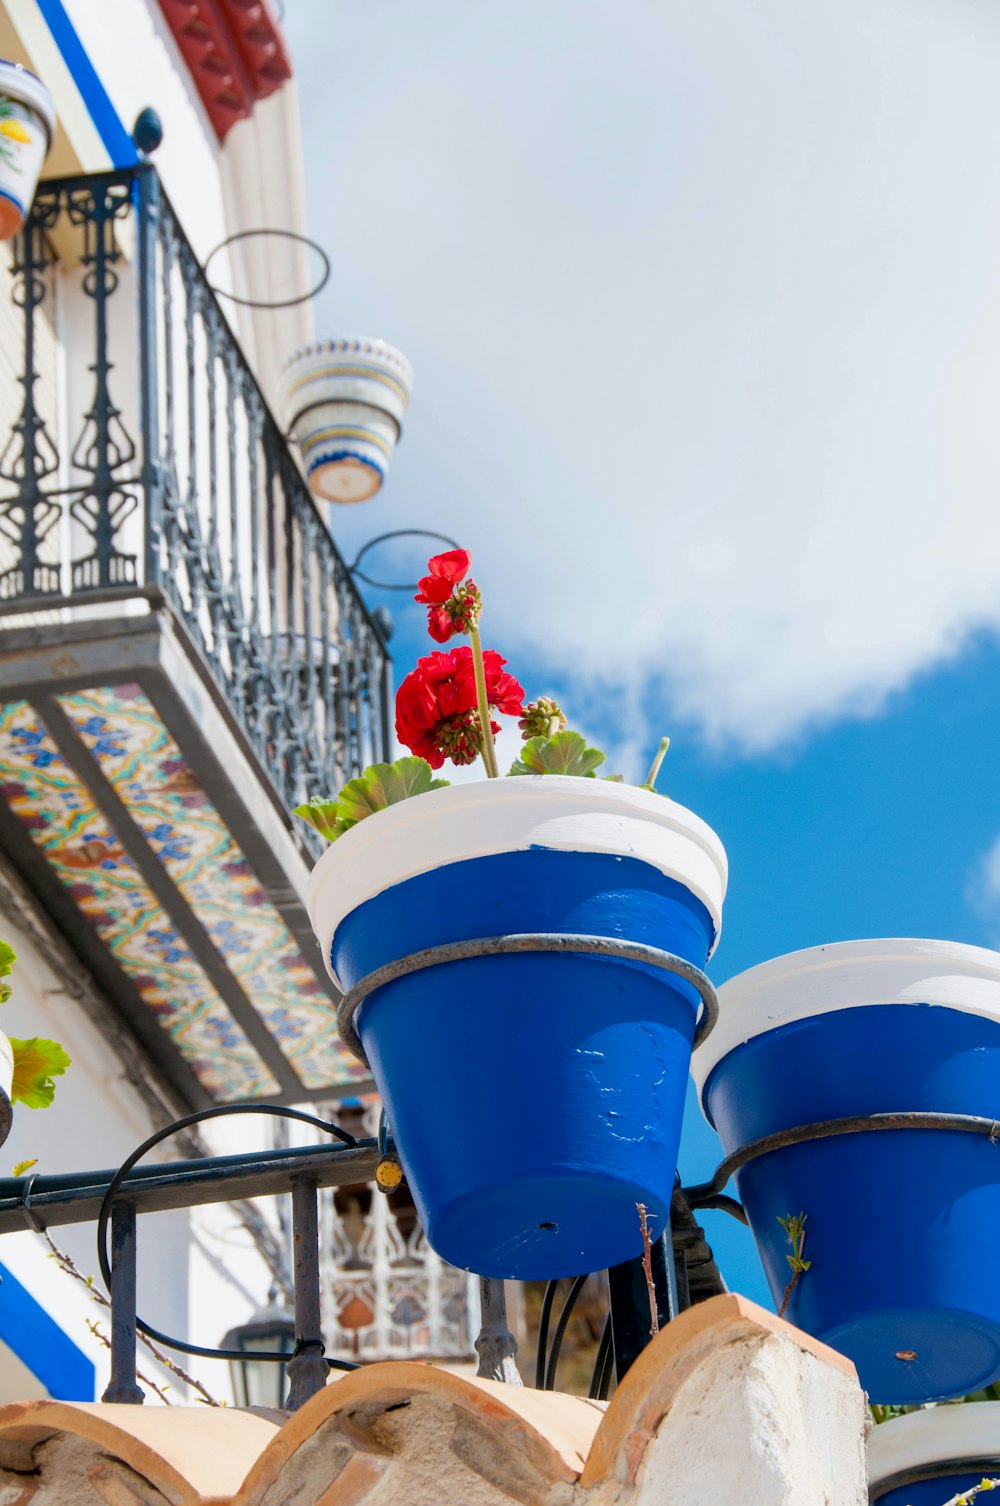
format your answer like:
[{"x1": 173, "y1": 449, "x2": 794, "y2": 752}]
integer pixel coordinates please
[{"x1": 59, "y1": 0, "x2": 314, "y2": 408}]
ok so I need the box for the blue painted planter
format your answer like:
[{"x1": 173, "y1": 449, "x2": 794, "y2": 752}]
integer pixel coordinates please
[
  {"x1": 869, "y1": 1402, "x2": 1000, "y2": 1504},
  {"x1": 308, "y1": 779, "x2": 727, "y2": 1279},
  {"x1": 876, "y1": 1472, "x2": 985, "y2": 1506},
  {"x1": 694, "y1": 941, "x2": 1000, "y2": 1404}
]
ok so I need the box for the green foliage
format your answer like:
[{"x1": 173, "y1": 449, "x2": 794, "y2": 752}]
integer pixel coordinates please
[
  {"x1": 293, "y1": 757, "x2": 450, "y2": 845},
  {"x1": 9, "y1": 1038, "x2": 72, "y2": 1110},
  {"x1": 0, "y1": 942, "x2": 70, "y2": 1114},
  {"x1": 0, "y1": 942, "x2": 14, "y2": 1006},
  {"x1": 777, "y1": 1212, "x2": 811, "y2": 1277},
  {"x1": 507, "y1": 730, "x2": 607, "y2": 779},
  {"x1": 776, "y1": 1212, "x2": 811, "y2": 1319}
]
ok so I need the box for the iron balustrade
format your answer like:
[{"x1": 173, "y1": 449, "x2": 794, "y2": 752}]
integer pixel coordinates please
[
  {"x1": 0, "y1": 1130, "x2": 726, "y2": 1408},
  {"x1": 0, "y1": 164, "x2": 391, "y2": 839}
]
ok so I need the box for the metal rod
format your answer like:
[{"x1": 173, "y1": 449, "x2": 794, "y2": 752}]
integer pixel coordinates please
[
  {"x1": 474, "y1": 1278, "x2": 521, "y2": 1386},
  {"x1": 544, "y1": 1274, "x2": 588, "y2": 1390},
  {"x1": 339, "y1": 934, "x2": 719, "y2": 1063},
  {"x1": 684, "y1": 1110, "x2": 1000, "y2": 1207},
  {"x1": 101, "y1": 1202, "x2": 143, "y2": 1404},
  {"x1": 0, "y1": 1141, "x2": 379, "y2": 1235},
  {"x1": 284, "y1": 1176, "x2": 329, "y2": 1410}
]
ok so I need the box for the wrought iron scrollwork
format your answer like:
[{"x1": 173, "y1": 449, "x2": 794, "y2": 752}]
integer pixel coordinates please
[{"x1": 0, "y1": 164, "x2": 391, "y2": 837}]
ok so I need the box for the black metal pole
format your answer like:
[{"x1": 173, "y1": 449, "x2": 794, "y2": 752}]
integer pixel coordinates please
[
  {"x1": 101, "y1": 1201, "x2": 144, "y2": 1404},
  {"x1": 284, "y1": 1176, "x2": 328, "y2": 1409}
]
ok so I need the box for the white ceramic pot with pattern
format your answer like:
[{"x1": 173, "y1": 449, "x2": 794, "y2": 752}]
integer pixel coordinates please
[
  {"x1": 281, "y1": 338, "x2": 413, "y2": 504},
  {"x1": 0, "y1": 62, "x2": 55, "y2": 241}
]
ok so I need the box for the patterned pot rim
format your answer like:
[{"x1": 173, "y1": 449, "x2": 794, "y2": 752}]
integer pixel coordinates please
[
  {"x1": 281, "y1": 337, "x2": 414, "y2": 385},
  {"x1": 0, "y1": 59, "x2": 56, "y2": 147}
]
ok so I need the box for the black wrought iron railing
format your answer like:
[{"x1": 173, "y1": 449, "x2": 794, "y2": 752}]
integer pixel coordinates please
[
  {"x1": 0, "y1": 1108, "x2": 725, "y2": 1408},
  {"x1": 0, "y1": 164, "x2": 391, "y2": 833}
]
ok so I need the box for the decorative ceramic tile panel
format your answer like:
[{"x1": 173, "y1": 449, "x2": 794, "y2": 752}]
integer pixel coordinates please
[
  {"x1": 58, "y1": 684, "x2": 365, "y2": 1093},
  {"x1": 0, "y1": 699, "x2": 277, "y2": 1100}
]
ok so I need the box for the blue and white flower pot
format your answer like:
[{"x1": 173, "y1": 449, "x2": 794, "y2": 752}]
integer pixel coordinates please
[
  {"x1": 281, "y1": 338, "x2": 412, "y2": 504},
  {"x1": 692, "y1": 939, "x2": 1000, "y2": 1404},
  {"x1": 307, "y1": 778, "x2": 727, "y2": 1279},
  {"x1": 0, "y1": 61, "x2": 55, "y2": 242},
  {"x1": 869, "y1": 1402, "x2": 1000, "y2": 1504}
]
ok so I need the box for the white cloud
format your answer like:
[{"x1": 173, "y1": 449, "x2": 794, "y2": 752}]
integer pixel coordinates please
[
  {"x1": 968, "y1": 835, "x2": 1000, "y2": 938},
  {"x1": 286, "y1": 0, "x2": 1000, "y2": 754}
]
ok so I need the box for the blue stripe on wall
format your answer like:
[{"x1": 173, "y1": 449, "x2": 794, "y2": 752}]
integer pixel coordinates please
[
  {"x1": 36, "y1": 0, "x2": 139, "y2": 166},
  {"x1": 0, "y1": 1261, "x2": 95, "y2": 1400}
]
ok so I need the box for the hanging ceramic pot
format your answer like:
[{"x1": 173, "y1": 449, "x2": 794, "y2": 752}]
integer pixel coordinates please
[
  {"x1": 0, "y1": 61, "x2": 55, "y2": 241},
  {"x1": 307, "y1": 776, "x2": 727, "y2": 1280},
  {"x1": 281, "y1": 338, "x2": 413, "y2": 504},
  {"x1": 693, "y1": 938, "x2": 1000, "y2": 1404},
  {"x1": 869, "y1": 1402, "x2": 1000, "y2": 1505}
]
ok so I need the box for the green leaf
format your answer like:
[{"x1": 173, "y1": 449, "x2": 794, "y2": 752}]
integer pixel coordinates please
[
  {"x1": 294, "y1": 758, "x2": 450, "y2": 845},
  {"x1": 292, "y1": 799, "x2": 352, "y2": 844},
  {"x1": 12, "y1": 1159, "x2": 36, "y2": 1177},
  {"x1": 0, "y1": 941, "x2": 14, "y2": 1006},
  {"x1": 9, "y1": 1038, "x2": 71, "y2": 1109},
  {"x1": 336, "y1": 758, "x2": 450, "y2": 824},
  {"x1": 507, "y1": 730, "x2": 607, "y2": 779}
]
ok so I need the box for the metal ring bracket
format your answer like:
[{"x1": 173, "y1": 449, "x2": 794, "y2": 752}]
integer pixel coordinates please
[
  {"x1": 685, "y1": 1110, "x2": 1000, "y2": 1217},
  {"x1": 337, "y1": 932, "x2": 720, "y2": 1065},
  {"x1": 349, "y1": 529, "x2": 462, "y2": 591},
  {"x1": 204, "y1": 229, "x2": 331, "y2": 309}
]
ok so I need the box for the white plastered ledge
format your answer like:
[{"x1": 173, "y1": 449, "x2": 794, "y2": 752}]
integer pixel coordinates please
[
  {"x1": 868, "y1": 1401, "x2": 1000, "y2": 1497},
  {"x1": 306, "y1": 777, "x2": 728, "y2": 991},
  {"x1": 691, "y1": 937, "x2": 1000, "y2": 1105}
]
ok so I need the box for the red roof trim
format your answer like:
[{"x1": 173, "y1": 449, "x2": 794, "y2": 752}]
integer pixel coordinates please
[{"x1": 157, "y1": 0, "x2": 292, "y2": 142}]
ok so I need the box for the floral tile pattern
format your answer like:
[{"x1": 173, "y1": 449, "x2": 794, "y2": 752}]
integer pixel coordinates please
[
  {"x1": 0, "y1": 699, "x2": 276, "y2": 1100},
  {"x1": 57, "y1": 684, "x2": 365, "y2": 1094}
]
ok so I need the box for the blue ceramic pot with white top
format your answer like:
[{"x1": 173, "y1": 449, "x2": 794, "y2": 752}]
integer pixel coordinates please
[
  {"x1": 693, "y1": 939, "x2": 1000, "y2": 1404},
  {"x1": 868, "y1": 1401, "x2": 1000, "y2": 1503},
  {"x1": 308, "y1": 777, "x2": 727, "y2": 1280}
]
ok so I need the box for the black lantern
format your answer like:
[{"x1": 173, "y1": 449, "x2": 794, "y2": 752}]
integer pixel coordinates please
[{"x1": 221, "y1": 1294, "x2": 296, "y2": 1409}]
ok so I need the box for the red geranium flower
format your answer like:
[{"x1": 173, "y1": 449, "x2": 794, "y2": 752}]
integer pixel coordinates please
[
  {"x1": 396, "y1": 646, "x2": 524, "y2": 768},
  {"x1": 414, "y1": 550, "x2": 470, "y2": 604},
  {"x1": 415, "y1": 549, "x2": 481, "y2": 642}
]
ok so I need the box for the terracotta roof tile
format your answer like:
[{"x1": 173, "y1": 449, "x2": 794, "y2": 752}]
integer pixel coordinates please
[
  {"x1": 0, "y1": 1399, "x2": 280, "y2": 1505},
  {"x1": 0, "y1": 1296, "x2": 865, "y2": 1504}
]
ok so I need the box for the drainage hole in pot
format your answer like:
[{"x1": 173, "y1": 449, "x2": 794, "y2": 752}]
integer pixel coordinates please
[
  {"x1": 537, "y1": 1222, "x2": 558, "y2": 1232},
  {"x1": 895, "y1": 1350, "x2": 918, "y2": 1362}
]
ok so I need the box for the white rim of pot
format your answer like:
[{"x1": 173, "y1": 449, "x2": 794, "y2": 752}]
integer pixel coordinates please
[
  {"x1": 305, "y1": 776, "x2": 728, "y2": 991},
  {"x1": 0, "y1": 60, "x2": 56, "y2": 148},
  {"x1": 868, "y1": 1402, "x2": 1000, "y2": 1496},
  {"x1": 691, "y1": 936, "x2": 1000, "y2": 1107}
]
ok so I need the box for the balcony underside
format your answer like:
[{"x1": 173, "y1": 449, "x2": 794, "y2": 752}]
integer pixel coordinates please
[{"x1": 0, "y1": 596, "x2": 372, "y2": 1109}]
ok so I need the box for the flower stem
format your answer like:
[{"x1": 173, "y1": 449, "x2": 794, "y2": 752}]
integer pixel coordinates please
[
  {"x1": 636, "y1": 1203, "x2": 660, "y2": 1338},
  {"x1": 469, "y1": 624, "x2": 500, "y2": 778},
  {"x1": 644, "y1": 737, "x2": 670, "y2": 790}
]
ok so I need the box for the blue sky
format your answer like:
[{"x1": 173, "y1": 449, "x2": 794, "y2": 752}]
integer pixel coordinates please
[{"x1": 285, "y1": 0, "x2": 1000, "y2": 1307}]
